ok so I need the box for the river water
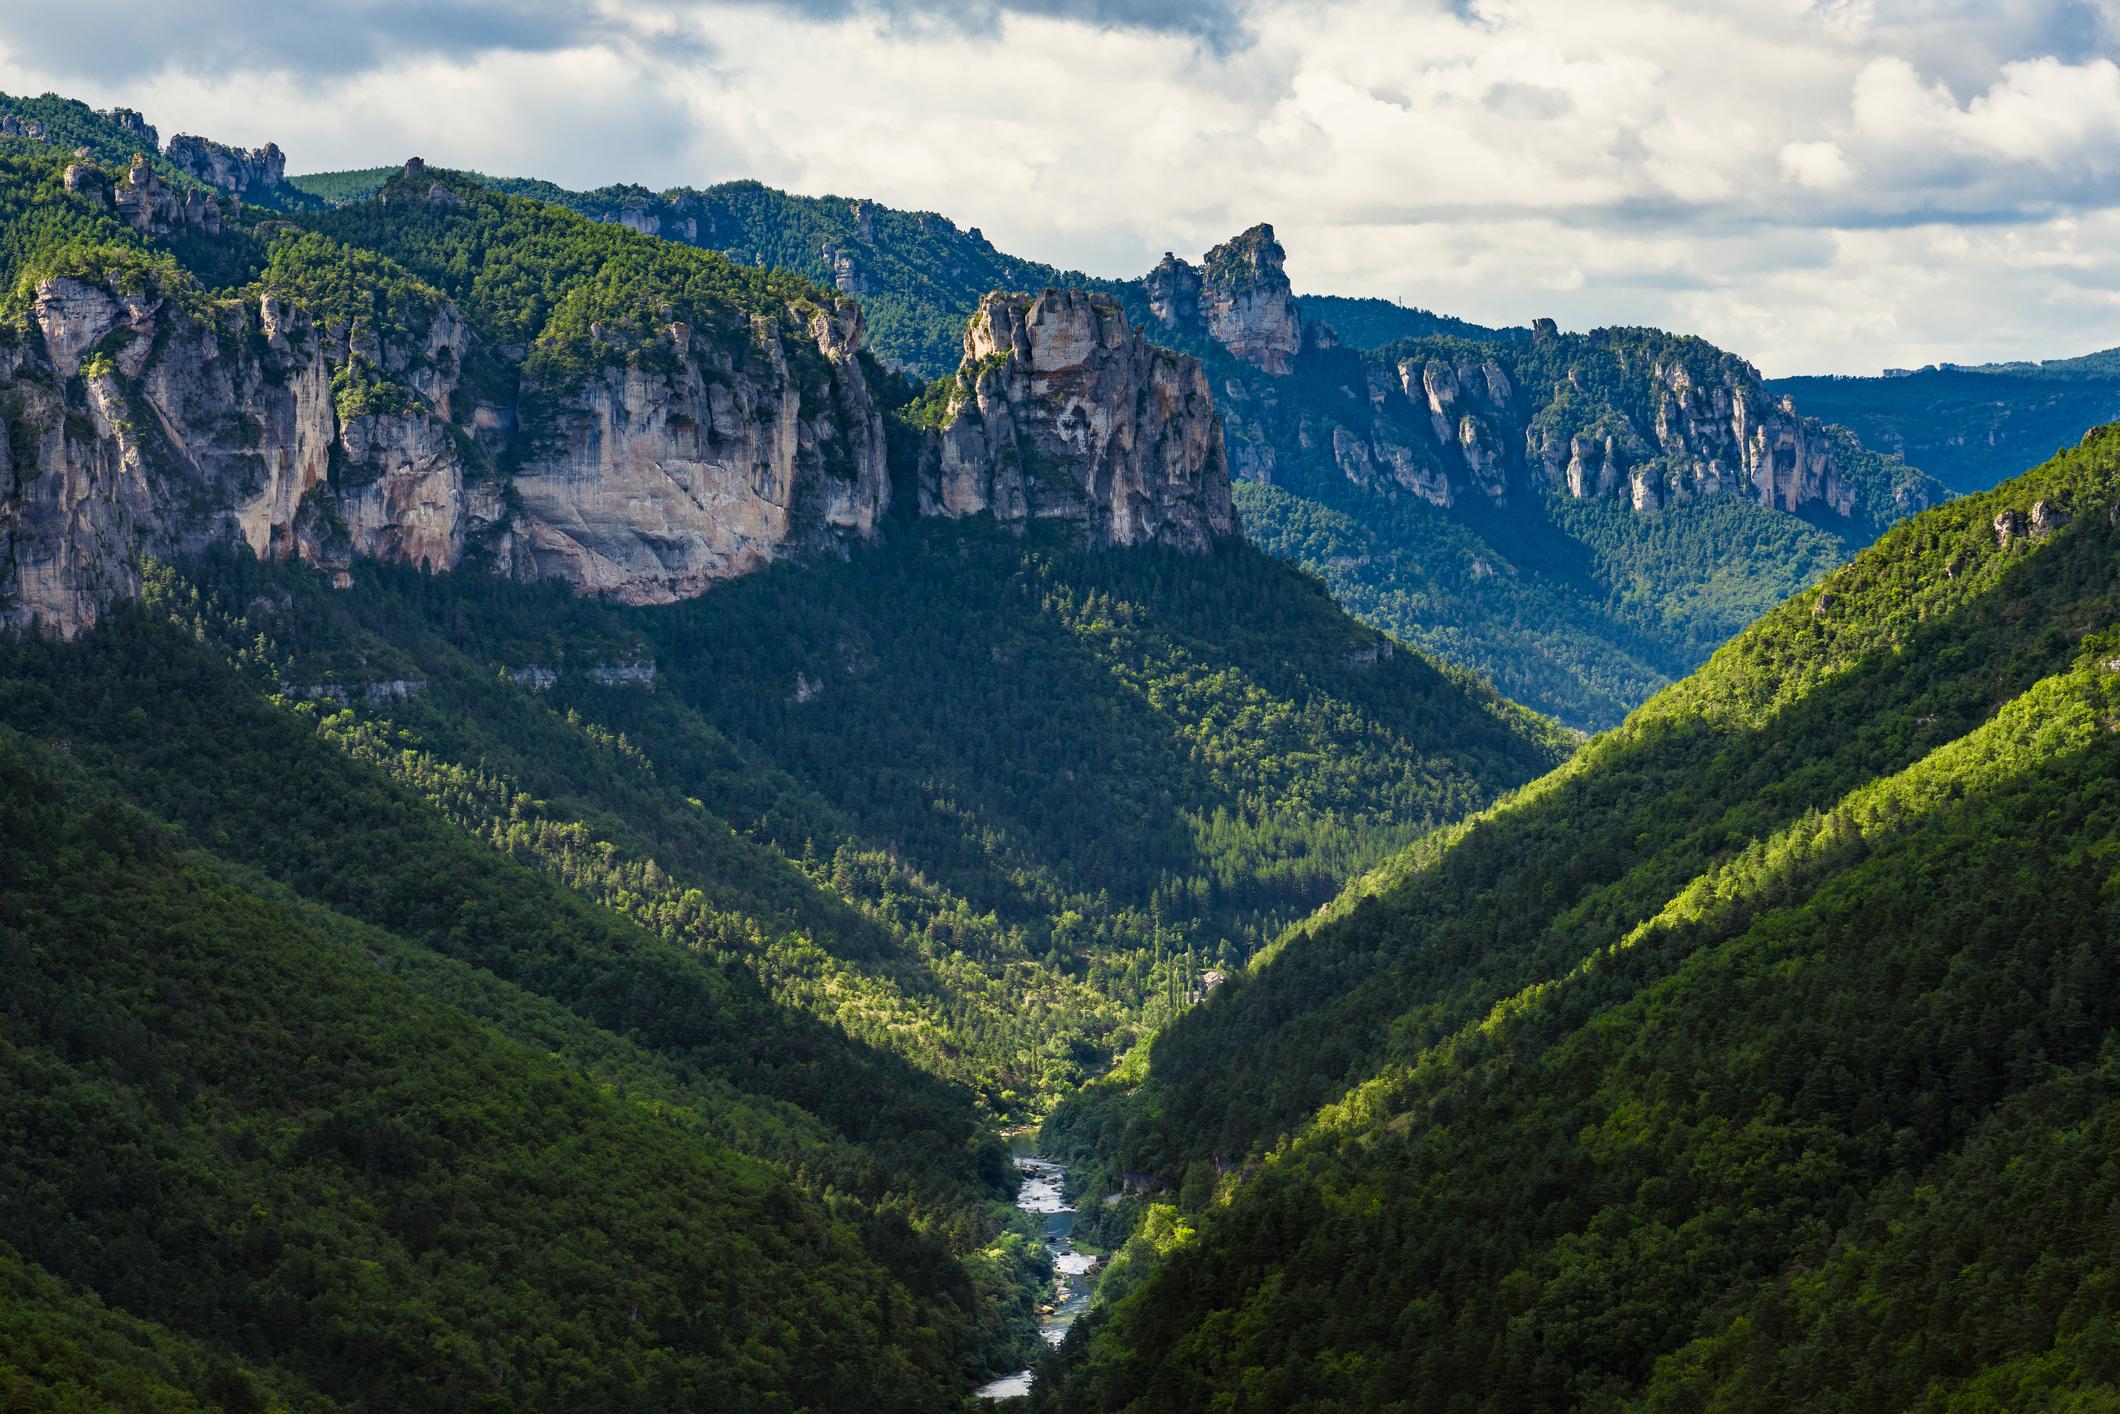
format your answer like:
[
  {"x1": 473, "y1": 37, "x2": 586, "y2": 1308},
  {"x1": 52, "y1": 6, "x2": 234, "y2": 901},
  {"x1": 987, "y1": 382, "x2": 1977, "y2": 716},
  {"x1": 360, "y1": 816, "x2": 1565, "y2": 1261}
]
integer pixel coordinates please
[{"x1": 973, "y1": 1143, "x2": 1095, "y2": 1400}]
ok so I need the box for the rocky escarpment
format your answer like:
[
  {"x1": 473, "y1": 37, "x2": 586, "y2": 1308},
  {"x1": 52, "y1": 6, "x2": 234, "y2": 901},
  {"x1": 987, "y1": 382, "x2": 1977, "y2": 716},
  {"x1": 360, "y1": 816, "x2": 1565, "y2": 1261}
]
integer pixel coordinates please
[
  {"x1": 165, "y1": 132, "x2": 289, "y2": 200},
  {"x1": 1299, "y1": 324, "x2": 1939, "y2": 529},
  {"x1": 1143, "y1": 224, "x2": 1302, "y2": 376},
  {"x1": 503, "y1": 298, "x2": 890, "y2": 602},
  {"x1": 1520, "y1": 336, "x2": 1883, "y2": 517},
  {"x1": 65, "y1": 153, "x2": 225, "y2": 235},
  {"x1": 920, "y1": 290, "x2": 1235, "y2": 552},
  {"x1": 1, "y1": 268, "x2": 504, "y2": 631},
  {"x1": 1128, "y1": 224, "x2": 1932, "y2": 529},
  {"x1": 0, "y1": 159, "x2": 894, "y2": 633}
]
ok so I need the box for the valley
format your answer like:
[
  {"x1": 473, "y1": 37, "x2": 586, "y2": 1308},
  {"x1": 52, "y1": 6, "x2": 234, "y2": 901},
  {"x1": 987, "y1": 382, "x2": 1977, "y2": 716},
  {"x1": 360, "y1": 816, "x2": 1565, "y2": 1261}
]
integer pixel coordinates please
[{"x1": 0, "y1": 75, "x2": 2115, "y2": 1414}]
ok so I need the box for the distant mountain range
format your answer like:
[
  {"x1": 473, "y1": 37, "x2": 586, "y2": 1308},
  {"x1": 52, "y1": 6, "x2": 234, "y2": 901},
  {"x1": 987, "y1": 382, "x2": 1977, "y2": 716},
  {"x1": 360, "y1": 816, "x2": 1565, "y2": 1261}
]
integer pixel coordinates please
[{"x1": 1770, "y1": 348, "x2": 2120, "y2": 497}]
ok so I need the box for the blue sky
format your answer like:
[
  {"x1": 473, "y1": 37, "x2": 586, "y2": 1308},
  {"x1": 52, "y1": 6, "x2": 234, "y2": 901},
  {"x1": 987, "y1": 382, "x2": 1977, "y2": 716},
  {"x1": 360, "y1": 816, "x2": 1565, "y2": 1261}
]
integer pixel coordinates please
[{"x1": 2, "y1": 0, "x2": 2116, "y2": 374}]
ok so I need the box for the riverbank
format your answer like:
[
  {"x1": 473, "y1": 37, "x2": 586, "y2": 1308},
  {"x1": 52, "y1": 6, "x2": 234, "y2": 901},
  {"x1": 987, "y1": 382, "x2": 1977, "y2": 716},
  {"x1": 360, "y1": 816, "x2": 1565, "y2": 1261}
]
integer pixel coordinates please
[{"x1": 974, "y1": 1138, "x2": 1099, "y2": 1400}]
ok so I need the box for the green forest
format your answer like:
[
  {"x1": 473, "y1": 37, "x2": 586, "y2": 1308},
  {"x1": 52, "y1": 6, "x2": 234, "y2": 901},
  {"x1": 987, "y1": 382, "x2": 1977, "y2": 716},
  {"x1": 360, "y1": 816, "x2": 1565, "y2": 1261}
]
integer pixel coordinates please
[
  {"x1": 7, "y1": 88, "x2": 2120, "y2": 1412},
  {"x1": 1772, "y1": 351, "x2": 2120, "y2": 496},
  {"x1": 1033, "y1": 428, "x2": 2120, "y2": 1411}
]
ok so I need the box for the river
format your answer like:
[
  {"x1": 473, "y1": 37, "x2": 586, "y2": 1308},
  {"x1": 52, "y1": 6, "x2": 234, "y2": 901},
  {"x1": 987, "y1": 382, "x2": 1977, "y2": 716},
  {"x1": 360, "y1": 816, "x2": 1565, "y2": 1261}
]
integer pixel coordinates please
[{"x1": 973, "y1": 1140, "x2": 1096, "y2": 1400}]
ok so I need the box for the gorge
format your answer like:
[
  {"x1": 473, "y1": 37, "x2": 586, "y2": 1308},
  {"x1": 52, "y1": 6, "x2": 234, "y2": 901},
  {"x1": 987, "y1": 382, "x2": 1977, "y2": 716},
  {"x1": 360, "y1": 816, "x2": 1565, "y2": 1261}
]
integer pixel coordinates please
[{"x1": 1, "y1": 82, "x2": 2116, "y2": 1414}]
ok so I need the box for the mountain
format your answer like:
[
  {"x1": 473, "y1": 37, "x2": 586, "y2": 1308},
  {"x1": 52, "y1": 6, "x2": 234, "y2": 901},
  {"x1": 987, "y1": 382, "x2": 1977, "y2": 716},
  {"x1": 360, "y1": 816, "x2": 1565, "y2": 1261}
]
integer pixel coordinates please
[
  {"x1": 0, "y1": 90, "x2": 317, "y2": 212},
  {"x1": 0, "y1": 143, "x2": 1254, "y2": 634},
  {"x1": 1035, "y1": 427, "x2": 2120, "y2": 1411},
  {"x1": 0, "y1": 104, "x2": 1569, "y2": 1403},
  {"x1": 1770, "y1": 348, "x2": 2120, "y2": 496},
  {"x1": 1115, "y1": 241, "x2": 1942, "y2": 726},
  {"x1": 295, "y1": 162, "x2": 1947, "y2": 727},
  {"x1": 0, "y1": 730, "x2": 994, "y2": 1412}
]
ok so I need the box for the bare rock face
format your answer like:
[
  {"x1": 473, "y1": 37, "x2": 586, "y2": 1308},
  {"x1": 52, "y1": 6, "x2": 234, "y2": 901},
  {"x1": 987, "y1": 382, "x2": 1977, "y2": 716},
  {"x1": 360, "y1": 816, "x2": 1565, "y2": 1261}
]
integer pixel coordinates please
[
  {"x1": 921, "y1": 290, "x2": 1235, "y2": 552},
  {"x1": 0, "y1": 261, "x2": 891, "y2": 635},
  {"x1": 107, "y1": 108, "x2": 158, "y2": 148},
  {"x1": 111, "y1": 154, "x2": 222, "y2": 235},
  {"x1": 0, "y1": 269, "x2": 505, "y2": 633},
  {"x1": 164, "y1": 133, "x2": 287, "y2": 198},
  {"x1": 1200, "y1": 225, "x2": 1302, "y2": 375},
  {"x1": 1315, "y1": 327, "x2": 1938, "y2": 529},
  {"x1": 502, "y1": 300, "x2": 890, "y2": 603},
  {"x1": 1141, "y1": 225, "x2": 1302, "y2": 376},
  {"x1": 1144, "y1": 253, "x2": 1203, "y2": 329},
  {"x1": 819, "y1": 241, "x2": 868, "y2": 295},
  {"x1": 1404, "y1": 356, "x2": 1513, "y2": 501}
]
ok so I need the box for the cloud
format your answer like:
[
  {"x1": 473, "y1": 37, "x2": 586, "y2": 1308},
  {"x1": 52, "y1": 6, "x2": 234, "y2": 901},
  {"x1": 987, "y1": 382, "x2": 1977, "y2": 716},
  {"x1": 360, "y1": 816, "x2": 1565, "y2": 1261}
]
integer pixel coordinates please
[
  {"x1": 0, "y1": 0, "x2": 2116, "y2": 373},
  {"x1": 1780, "y1": 140, "x2": 1854, "y2": 189}
]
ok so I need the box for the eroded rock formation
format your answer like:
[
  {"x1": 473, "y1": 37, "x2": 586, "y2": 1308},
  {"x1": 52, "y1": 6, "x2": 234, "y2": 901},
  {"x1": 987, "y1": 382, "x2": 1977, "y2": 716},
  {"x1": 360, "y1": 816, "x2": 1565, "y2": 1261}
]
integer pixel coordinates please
[
  {"x1": 921, "y1": 290, "x2": 1235, "y2": 551},
  {"x1": 165, "y1": 133, "x2": 288, "y2": 199},
  {"x1": 504, "y1": 301, "x2": 890, "y2": 603},
  {"x1": 1141, "y1": 225, "x2": 1302, "y2": 376},
  {"x1": 0, "y1": 164, "x2": 895, "y2": 633}
]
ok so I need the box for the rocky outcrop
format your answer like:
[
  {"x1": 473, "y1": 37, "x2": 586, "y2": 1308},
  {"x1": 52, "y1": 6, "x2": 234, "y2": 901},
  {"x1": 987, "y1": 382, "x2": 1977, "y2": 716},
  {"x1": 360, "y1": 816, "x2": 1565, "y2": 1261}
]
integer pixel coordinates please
[
  {"x1": 1141, "y1": 225, "x2": 1303, "y2": 376},
  {"x1": 107, "y1": 108, "x2": 157, "y2": 148},
  {"x1": 1995, "y1": 499, "x2": 2072, "y2": 549},
  {"x1": 1, "y1": 152, "x2": 899, "y2": 633},
  {"x1": 1200, "y1": 226, "x2": 1302, "y2": 376},
  {"x1": 921, "y1": 290, "x2": 1235, "y2": 552},
  {"x1": 90, "y1": 154, "x2": 225, "y2": 235},
  {"x1": 164, "y1": 133, "x2": 288, "y2": 199},
  {"x1": 0, "y1": 263, "x2": 505, "y2": 633},
  {"x1": 819, "y1": 241, "x2": 868, "y2": 296},
  {"x1": 502, "y1": 299, "x2": 890, "y2": 603}
]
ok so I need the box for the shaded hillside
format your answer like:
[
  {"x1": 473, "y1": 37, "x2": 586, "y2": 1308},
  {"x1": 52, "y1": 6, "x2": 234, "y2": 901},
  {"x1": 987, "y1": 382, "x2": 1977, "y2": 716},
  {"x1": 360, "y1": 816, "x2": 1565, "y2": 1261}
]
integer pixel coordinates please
[
  {"x1": 0, "y1": 660, "x2": 1028, "y2": 1409},
  {"x1": 123, "y1": 520, "x2": 1562, "y2": 1112},
  {"x1": 1772, "y1": 348, "x2": 2120, "y2": 495}
]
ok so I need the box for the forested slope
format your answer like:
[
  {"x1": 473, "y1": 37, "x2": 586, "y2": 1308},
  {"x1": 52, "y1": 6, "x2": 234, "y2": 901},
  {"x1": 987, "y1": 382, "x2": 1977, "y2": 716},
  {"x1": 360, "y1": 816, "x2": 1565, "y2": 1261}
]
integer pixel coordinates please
[
  {"x1": 278, "y1": 161, "x2": 1947, "y2": 728},
  {"x1": 75, "y1": 523, "x2": 1560, "y2": 1115},
  {"x1": 0, "y1": 714, "x2": 1011, "y2": 1410},
  {"x1": 1040, "y1": 427, "x2": 2120, "y2": 1412}
]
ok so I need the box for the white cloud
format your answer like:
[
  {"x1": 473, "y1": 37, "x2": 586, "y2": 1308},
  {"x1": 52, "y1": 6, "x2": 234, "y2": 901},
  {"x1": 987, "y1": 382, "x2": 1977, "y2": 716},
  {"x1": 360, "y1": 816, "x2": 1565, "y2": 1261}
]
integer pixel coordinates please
[
  {"x1": 2, "y1": 0, "x2": 2118, "y2": 373},
  {"x1": 1780, "y1": 140, "x2": 1854, "y2": 189}
]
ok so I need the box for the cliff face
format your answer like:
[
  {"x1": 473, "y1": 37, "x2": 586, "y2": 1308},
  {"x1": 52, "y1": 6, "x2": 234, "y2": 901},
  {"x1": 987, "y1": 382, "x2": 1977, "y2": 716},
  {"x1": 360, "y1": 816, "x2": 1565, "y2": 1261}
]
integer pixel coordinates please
[
  {"x1": 504, "y1": 301, "x2": 890, "y2": 603},
  {"x1": 165, "y1": 133, "x2": 288, "y2": 200},
  {"x1": 1142, "y1": 224, "x2": 1302, "y2": 376},
  {"x1": 921, "y1": 290, "x2": 1235, "y2": 552},
  {"x1": 0, "y1": 162, "x2": 894, "y2": 633},
  {"x1": 1127, "y1": 224, "x2": 1929, "y2": 530},
  {"x1": 1272, "y1": 324, "x2": 1938, "y2": 529},
  {"x1": 1, "y1": 270, "x2": 504, "y2": 631}
]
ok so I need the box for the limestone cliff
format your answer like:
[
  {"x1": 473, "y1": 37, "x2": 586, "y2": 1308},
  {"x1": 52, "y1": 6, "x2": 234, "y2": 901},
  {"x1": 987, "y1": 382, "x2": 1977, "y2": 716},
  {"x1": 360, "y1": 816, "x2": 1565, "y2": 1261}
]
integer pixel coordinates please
[
  {"x1": 920, "y1": 290, "x2": 1235, "y2": 552},
  {"x1": 0, "y1": 268, "x2": 503, "y2": 631},
  {"x1": 0, "y1": 158, "x2": 894, "y2": 633},
  {"x1": 1142, "y1": 224, "x2": 1302, "y2": 376},
  {"x1": 1286, "y1": 323, "x2": 1937, "y2": 529},
  {"x1": 165, "y1": 133, "x2": 289, "y2": 200},
  {"x1": 503, "y1": 300, "x2": 890, "y2": 603}
]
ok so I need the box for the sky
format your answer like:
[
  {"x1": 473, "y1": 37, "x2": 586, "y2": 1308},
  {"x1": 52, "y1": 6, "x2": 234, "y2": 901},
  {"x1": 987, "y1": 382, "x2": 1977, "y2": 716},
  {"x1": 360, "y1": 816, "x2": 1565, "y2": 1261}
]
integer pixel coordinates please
[{"x1": 2, "y1": 0, "x2": 2117, "y2": 375}]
